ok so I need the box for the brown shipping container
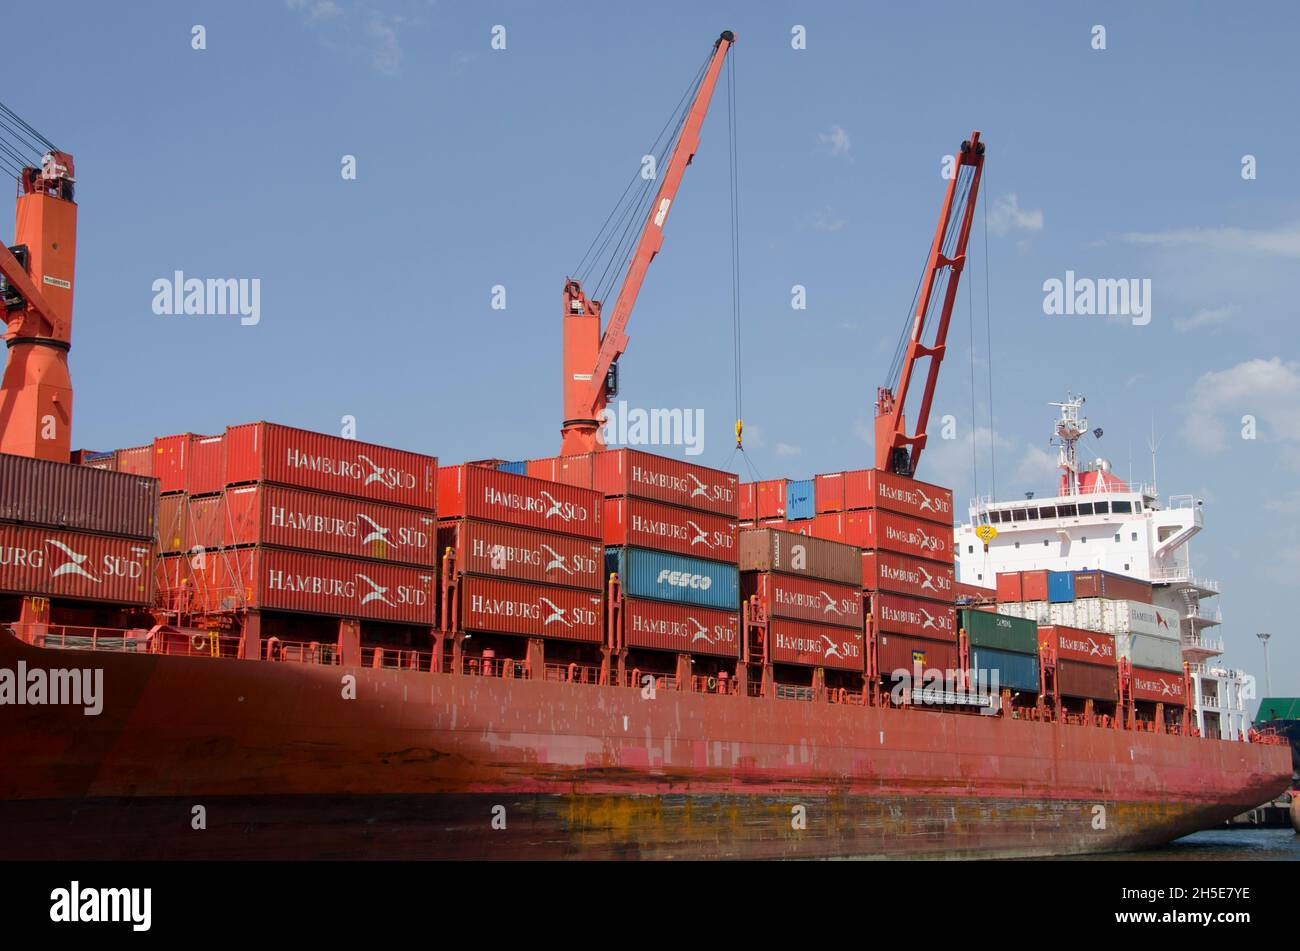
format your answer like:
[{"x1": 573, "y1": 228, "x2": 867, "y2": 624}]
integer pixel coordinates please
[
  {"x1": 955, "y1": 580, "x2": 996, "y2": 602},
  {"x1": 0, "y1": 452, "x2": 158, "y2": 540},
  {"x1": 742, "y1": 572, "x2": 863, "y2": 630},
  {"x1": 1021, "y1": 569, "x2": 1049, "y2": 601},
  {"x1": 114, "y1": 445, "x2": 152, "y2": 476},
  {"x1": 813, "y1": 472, "x2": 845, "y2": 514},
  {"x1": 755, "y1": 479, "x2": 786, "y2": 519},
  {"x1": 187, "y1": 434, "x2": 226, "y2": 496},
  {"x1": 838, "y1": 469, "x2": 954, "y2": 525},
  {"x1": 863, "y1": 550, "x2": 954, "y2": 602},
  {"x1": 769, "y1": 616, "x2": 865, "y2": 671},
  {"x1": 0, "y1": 523, "x2": 156, "y2": 605},
  {"x1": 1057, "y1": 659, "x2": 1119, "y2": 701},
  {"x1": 844, "y1": 508, "x2": 953, "y2": 561},
  {"x1": 874, "y1": 591, "x2": 957, "y2": 640},
  {"x1": 1131, "y1": 666, "x2": 1187, "y2": 704},
  {"x1": 158, "y1": 494, "x2": 186, "y2": 553},
  {"x1": 185, "y1": 494, "x2": 224, "y2": 553},
  {"x1": 582, "y1": 449, "x2": 739, "y2": 517},
  {"x1": 876, "y1": 633, "x2": 959, "y2": 677},
  {"x1": 216, "y1": 547, "x2": 435, "y2": 623},
  {"x1": 603, "y1": 497, "x2": 737, "y2": 563},
  {"x1": 995, "y1": 571, "x2": 1023, "y2": 602},
  {"x1": 739, "y1": 527, "x2": 860, "y2": 586},
  {"x1": 458, "y1": 575, "x2": 602, "y2": 643},
  {"x1": 438, "y1": 465, "x2": 600, "y2": 539},
  {"x1": 1038, "y1": 624, "x2": 1117, "y2": 666},
  {"x1": 621, "y1": 597, "x2": 739, "y2": 658},
  {"x1": 1073, "y1": 570, "x2": 1153, "y2": 604},
  {"x1": 440, "y1": 519, "x2": 603, "y2": 591},
  {"x1": 224, "y1": 422, "x2": 437, "y2": 508},
  {"x1": 224, "y1": 484, "x2": 437, "y2": 567}
]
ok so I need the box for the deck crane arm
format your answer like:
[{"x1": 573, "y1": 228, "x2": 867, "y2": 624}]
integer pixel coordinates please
[
  {"x1": 874, "y1": 131, "x2": 985, "y2": 477},
  {"x1": 560, "y1": 30, "x2": 734, "y2": 456}
]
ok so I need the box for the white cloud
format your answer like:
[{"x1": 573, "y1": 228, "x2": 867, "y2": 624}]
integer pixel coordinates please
[
  {"x1": 1184, "y1": 357, "x2": 1300, "y2": 469},
  {"x1": 1122, "y1": 221, "x2": 1300, "y2": 258},
  {"x1": 286, "y1": 1, "x2": 405, "y2": 76},
  {"x1": 811, "y1": 205, "x2": 847, "y2": 232},
  {"x1": 1173, "y1": 305, "x2": 1235, "y2": 332},
  {"x1": 818, "y1": 125, "x2": 852, "y2": 159},
  {"x1": 1014, "y1": 445, "x2": 1058, "y2": 485},
  {"x1": 922, "y1": 425, "x2": 1014, "y2": 489},
  {"x1": 775, "y1": 442, "x2": 802, "y2": 457},
  {"x1": 366, "y1": 17, "x2": 402, "y2": 75},
  {"x1": 987, "y1": 194, "x2": 1043, "y2": 237}
]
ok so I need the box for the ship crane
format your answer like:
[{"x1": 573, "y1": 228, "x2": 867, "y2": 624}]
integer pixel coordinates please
[
  {"x1": 874, "y1": 131, "x2": 985, "y2": 478},
  {"x1": 560, "y1": 30, "x2": 734, "y2": 456},
  {"x1": 0, "y1": 100, "x2": 77, "y2": 463}
]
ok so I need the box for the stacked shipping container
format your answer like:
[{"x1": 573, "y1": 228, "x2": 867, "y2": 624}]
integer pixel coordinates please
[{"x1": 961, "y1": 609, "x2": 1040, "y2": 694}]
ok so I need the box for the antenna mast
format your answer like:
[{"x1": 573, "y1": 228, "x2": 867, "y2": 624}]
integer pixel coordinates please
[{"x1": 1049, "y1": 394, "x2": 1087, "y2": 497}]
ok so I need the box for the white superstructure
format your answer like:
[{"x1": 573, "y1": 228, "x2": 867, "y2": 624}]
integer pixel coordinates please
[{"x1": 955, "y1": 395, "x2": 1250, "y2": 741}]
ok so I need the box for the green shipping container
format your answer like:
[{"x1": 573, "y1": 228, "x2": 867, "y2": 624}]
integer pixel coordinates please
[{"x1": 960, "y1": 609, "x2": 1037, "y2": 654}]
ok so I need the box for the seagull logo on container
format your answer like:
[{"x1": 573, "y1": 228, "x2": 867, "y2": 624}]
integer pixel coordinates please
[
  {"x1": 1087, "y1": 637, "x2": 1106, "y2": 659},
  {"x1": 914, "y1": 487, "x2": 938, "y2": 514},
  {"x1": 1155, "y1": 610, "x2": 1171, "y2": 631},
  {"x1": 540, "y1": 544, "x2": 574, "y2": 575},
  {"x1": 358, "y1": 454, "x2": 396, "y2": 488},
  {"x1": 688, "y1": 617, "x2": 713, "y2": 644},
  {"x1": 356, "y1": 573, "x2": 394, "y2": 606},
  {"x1": 820, "y1": 635, "x2": 843, "y2": 659},
  {"x1": 539, "y1": 597, "x2": 572, "y2": 627},
  {"x1": 919, "y1": 606, "x2": 940, "y2": 631},
  {"x1": 915, "y1": 526, "x2": 938, "y2": 552},
  {"x1": 819, "y1": 591, "x2": 843, "y2": 616},
  {"x1": 45, "y1": 540, "x2": 103, "y2": 583},
  {"x1": 916, "y1": 564, "x2": 937, "y2": 593},
  {"x1": 357, "y1": 514, "x2": 392, "y2": 546},
  {"x1": 686, "y1": 473, "x2": 712, "y2": 500},
  {"x1": 686, "y1": 520, "x2": 713, "y2": 549},
  {"x1": 539, "y1": 490, "x2": 574, "y2": 522}
]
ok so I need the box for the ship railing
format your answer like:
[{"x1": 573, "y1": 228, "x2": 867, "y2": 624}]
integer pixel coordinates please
[
  {"x1": 543, "y1": 662, "x2": 601, "y2": 685},
  {"x1": 19, "y1": 624, "x2": 151, "y2": 653},
  {"x1": 364, "y1": 646, "x2": 431, "y2": 672},
  {"x1": 690, "y1": 674, "x2": 740, "y2": 696},
  {"x1": 263, "y1": 638, "x2": 339, "y2": 666},
  {"x1": 826, "y1": 688, "x2": 867, "y2": 706},
  {"x1": 775, "y1": 683, "x2": 815, "y2": 702},
  {"x1": 151, "y1": 630, "x2": 241, "y2": 659}
]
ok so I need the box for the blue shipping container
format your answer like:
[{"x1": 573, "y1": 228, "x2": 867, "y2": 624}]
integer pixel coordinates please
[
  {"x1": 497, "y1": 461, "x2": 528, "y2": 475},
  {"x1": 1047, "y1": 570, "x2": 1075, "y2": 603},
  {"x1": 786, "y1": 479, "x2": 815, "y2": 521},
  {"x1": 606, "y1": 546, "x2": 739, "y2": 612},
  {"x1": 971, "y1": 646, "x2": 1040, "y2": 693}
]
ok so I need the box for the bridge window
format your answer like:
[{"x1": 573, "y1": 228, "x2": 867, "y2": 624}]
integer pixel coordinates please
[
  {"x1": 1078, "y1": 503, "x2": 1094, "y2": 515},
  {"x1": 1039, "y1": 506, "x2": 1056, "y2": 518},
  {"x1": 1114, "y1": 533, "x2": 1120, "y2": 542},
  {"x1": 1058, "y1": 504, "x2": 1077, "y2": 517},
  {"x1": 1094, "y1": 501, "x2": 1109, "y2": 514},
  {"x1": 1112, "y1": 500, "x2": 1132, "y2": 513},
  {"x1": 1013, "y1": 509, "x2": 1027, "y2": 521}
]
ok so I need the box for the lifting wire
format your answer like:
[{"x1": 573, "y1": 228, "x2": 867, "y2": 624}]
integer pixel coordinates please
[
  {"x1": 968, "y1": 266, "x2": 978, "y2": 501},
  {"x1": 983, "y1": 169, "x2": 996, "y2": 499},
  {"x1": 722, "y1": 49, "x2": 757, "y2": 481}
]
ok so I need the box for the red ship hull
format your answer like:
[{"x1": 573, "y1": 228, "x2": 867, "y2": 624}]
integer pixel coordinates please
[{"x1": 0, "y1": 628, "x2": 1288, "y2": 860}]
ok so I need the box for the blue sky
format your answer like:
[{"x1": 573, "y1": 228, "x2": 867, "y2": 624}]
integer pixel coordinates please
[{"x1": 6, "y1": 1, "x2": 1298, "y2": 693}]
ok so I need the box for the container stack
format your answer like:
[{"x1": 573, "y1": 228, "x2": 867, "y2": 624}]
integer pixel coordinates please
[
  {"x1": 437, "y1": 464, "x2": 604, "y2": 647},
  {"x1": 959, "y1": 609, "x2": 1040, "y2": 696},
  {"x1": 0, "y1": 453, "x2": 159, "y2": 611},
  {"x1": 1036, "y1": 624, "x2": 1119, "y2": 704},
  {"x1": 739, "y1": 527, "x2": 864, "y2": 676},
  {"x1": 145, "y1": 422, "x2": 439, "y2": 626},
  {"x1": 530, "y1": 449, "x2": 742, "y2": 665}
]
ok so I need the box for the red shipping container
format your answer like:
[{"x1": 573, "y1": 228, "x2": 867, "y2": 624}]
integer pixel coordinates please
[
  {"x1": 813, "y1": 472, "x2": 845, "y2": 514},
  {"x1": 811, "y1": 512, "x2": 847, "y2": 543},
  {"x1": 458, "y1": 575, "x2": 602, "y2": 642},
  {"x1": 185, "y1": 494, "x2": 224, "y2": 553},
  {"x1": 785, "y1": 519, "x2": 814, "y2": 536},
  {"x1": 158, "y1": 494, "x2": 186, "y2": 554},
  {"x1": 1021, "y1": 569, "x2": 1049, "y2": 602},
  {"x1": 439, "y1": 520, "x2": 603, "y2": 591},
  {"x1": 223, "y1": 484, "x2": 438, "y2": 567},
  {"x1": 758, "y1": 517, "x2": 787, "y2": 529},
  {"x1": 216, "y1": 547, "x2": 435, "y2": 623},
  {"x1": 873, "y1": 591, "x2": 957, "y2": 640},
  {"x1": 603, "y1": 497, "x2": 737, "y2": 563},
  {"x1": 621, "y1": 597, "x2": 739, "y2": 658},
  {"x1": 186, "y1": 434, "x2": 226, "y2": 496},
  {"x1": 1073, "y1": 570, "x2": 1153, "y2": 604},
  {"x1": 1038, "y1": 625, "x2": 1117, "y2": 666},
  {"x1": 577, "y1": 449, "x2": 739, "y2": 516},
  {"x1": 224, "y1": 422, "x2": 437, "y2": 508},
  {"x1": 844, "y1": 509, "x2": 953, "y2": 562},
  {"x1": 114, "y1": 445, "x2": 152, "y2": 476},
  {"x1": 152, "y1": 433, "x2": 197, "y2": 494},
  {"x1": 863, "y1": 551, "x2": 954, "y2": 602},
  {"x1": 995, "y1": 572, "x2": 1023, "y2": 602},
  {"x1": 1058, "y1": 659, "x2": 1119, "y2": 702},
  {"x1": 876, "y1": 633, "x2": 959, "y2": 677},
  {"x1": 755, "y1": 479, "x2": 786, "y2": 519},
  {"x1": 836, "y1": 469, "x2": 954, "y2": 525},
  {"x1": 525, "y1": 457, "x2": 560, "y2": 482},
  {"x1": 438, "y1": 465, "x2": 600, "y2": 539},
  {"x1": 738, "y1": 482, "x2": 756, "y2": 521},
  {"x1": 0, "y1": 523, "x2": 155, "y2": 605},
  {"x1": 1131, "y1": 666, "x2": 1187, "y2": 704},
  {"x1": 742, "y1": 572, "x2": 863, "y2": 630},
  {"x1": 769, "y1": 617, "x2": 864, "y2": 671},
  {"x1": 955, "y1": 580, "x2": 997, "y2": 602}
]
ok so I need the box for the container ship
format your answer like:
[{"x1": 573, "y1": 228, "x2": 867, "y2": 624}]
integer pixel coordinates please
[{"x1": 0, "y1": 33, "x2": 1289, "y2": 860}]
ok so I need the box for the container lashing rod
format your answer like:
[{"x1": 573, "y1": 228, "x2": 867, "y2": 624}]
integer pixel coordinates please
[{"x1": 874, "y1": 131, "x2": 985, "y2": 478}]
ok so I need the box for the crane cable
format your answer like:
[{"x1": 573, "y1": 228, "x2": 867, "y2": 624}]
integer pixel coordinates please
[
  {"x1": 0, "y1": 100, "x2": 57, "y2": 181},
  {"x1": 721, "y1": 49, "x2": 757, "y2": 480},
  {"x1": 983, "y1": 169, "x2": 997, "y2": 499}
]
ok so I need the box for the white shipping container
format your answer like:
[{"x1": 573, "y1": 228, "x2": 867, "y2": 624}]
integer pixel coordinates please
[
  {"x1": 996, "y1": 602, "x2": 1025, "y2": 619},
  {"x1": 1050, "y1": 599, "x2": 1104, "y2": 631},
  {"x1": 997, "y1": 601, "x2": 1049, "y2": 623},
  {"x1": 1117, "y1": 632, "x2": 1183, "y2": 672},
  {"x1": 1099, "y1": 599, "x2": 1179, "y2": 640}
]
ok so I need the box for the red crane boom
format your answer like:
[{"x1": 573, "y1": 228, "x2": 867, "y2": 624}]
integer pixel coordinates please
[
  {"x1": 874, "y1": 131, "x2": 985, "y2": 477},
  {"x1": 560, "y1": 30, "x2": 734, "y2": 456}
]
